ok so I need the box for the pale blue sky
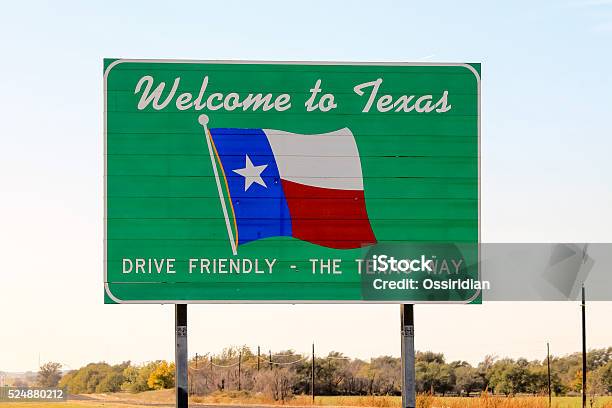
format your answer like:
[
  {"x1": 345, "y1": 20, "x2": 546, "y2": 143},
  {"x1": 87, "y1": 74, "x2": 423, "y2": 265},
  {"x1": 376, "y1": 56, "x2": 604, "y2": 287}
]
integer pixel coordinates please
[{"x1": 0, "y1": 0, "x2": 611, "y2": 372}]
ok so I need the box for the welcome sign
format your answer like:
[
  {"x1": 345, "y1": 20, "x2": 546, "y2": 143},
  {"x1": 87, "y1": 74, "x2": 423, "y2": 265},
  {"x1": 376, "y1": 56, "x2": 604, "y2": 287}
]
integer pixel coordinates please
[{"x1": 104, "y1": 59, "x2": 480, "y2": 303}]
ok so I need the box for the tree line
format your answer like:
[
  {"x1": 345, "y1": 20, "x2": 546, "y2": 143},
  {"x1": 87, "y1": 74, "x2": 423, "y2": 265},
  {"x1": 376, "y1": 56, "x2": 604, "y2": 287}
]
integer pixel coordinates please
[{"x1": 30, "y1": 347, "x2": 612, "y2": 400}]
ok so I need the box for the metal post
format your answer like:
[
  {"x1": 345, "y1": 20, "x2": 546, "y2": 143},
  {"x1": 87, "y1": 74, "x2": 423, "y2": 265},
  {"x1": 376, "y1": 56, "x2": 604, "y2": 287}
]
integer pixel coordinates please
[
  {"x1": 547, "y1": 342, "x2": 551, "y2": 408},
  {"x1": 581, "y1": 286, "x2": 587, "y2": 408},
  {"x1": 175, "y1": 304, "x2": 188, "y2": 408},
  {"x1": 312, "y1": 343, "x2": 315, "y2": 403},
  {"x1": 401, "y1": 304, "x2": 415, "y2": 408},
  {"x1": 209, "y1": 356, "x2": 213, "y2": 390},
  {"x1": 238, "y1": 351, "x2": 242, "y2": 391},
  {"x1": 193, "y1": 350, "x2": 198, "y2": 397}
]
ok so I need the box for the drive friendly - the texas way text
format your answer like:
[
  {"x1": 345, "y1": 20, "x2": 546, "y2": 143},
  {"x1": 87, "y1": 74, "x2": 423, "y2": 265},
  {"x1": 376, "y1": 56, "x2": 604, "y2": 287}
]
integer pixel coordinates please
[{"x1": 122, "y1": 255, "x2": 463, "y2": 275}]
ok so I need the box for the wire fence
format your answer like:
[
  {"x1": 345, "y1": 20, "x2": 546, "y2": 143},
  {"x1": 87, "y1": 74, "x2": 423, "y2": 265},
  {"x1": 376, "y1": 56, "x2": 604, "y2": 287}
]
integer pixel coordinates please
[
  {"x1": 190, "y1": 348, "x2": 350, "y2": 370},
  {"x1": 187, "y1": 346, "x2": 358, "y2": 396}
]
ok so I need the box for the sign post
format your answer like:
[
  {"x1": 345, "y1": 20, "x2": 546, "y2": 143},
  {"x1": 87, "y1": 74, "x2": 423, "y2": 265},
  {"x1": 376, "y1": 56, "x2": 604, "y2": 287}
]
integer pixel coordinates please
[
  {"x1": 401, "y1": 304, "x2": 416, "y2": 408},
  {"x1": 175, "y1": 304, "x2": 188, "y2": 408}
]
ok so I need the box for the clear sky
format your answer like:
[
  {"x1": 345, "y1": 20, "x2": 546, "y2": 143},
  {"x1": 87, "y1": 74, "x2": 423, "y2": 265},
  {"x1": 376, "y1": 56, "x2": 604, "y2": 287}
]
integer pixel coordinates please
[{"x1": 1, "y1": 0, "x2": 611, "y2": 372}]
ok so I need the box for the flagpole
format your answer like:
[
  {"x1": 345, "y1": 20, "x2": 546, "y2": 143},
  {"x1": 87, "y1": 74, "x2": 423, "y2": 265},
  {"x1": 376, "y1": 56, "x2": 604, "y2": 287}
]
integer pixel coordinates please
[{"x1": 198, "y1": 114, "x2": 238, "y2": 256}]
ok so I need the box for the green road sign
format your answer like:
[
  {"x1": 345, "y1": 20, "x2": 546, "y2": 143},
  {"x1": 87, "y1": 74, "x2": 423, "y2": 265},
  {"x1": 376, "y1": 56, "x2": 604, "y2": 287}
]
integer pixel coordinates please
[{"x1": 104, "y1": 59, "x2": 480, "y2": 304}]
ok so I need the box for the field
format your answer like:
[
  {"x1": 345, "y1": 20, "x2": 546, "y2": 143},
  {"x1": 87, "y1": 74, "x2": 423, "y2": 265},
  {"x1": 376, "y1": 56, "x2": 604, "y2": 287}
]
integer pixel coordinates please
[{"x1": 1, "y1": 391, "x2": 612, "y2": 408}]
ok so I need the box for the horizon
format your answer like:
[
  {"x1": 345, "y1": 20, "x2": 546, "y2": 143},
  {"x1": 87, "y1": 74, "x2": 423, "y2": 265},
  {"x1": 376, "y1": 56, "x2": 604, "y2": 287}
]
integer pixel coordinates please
[{"x1": 4, "y1": 344, "x2": 612, "y2": 375}]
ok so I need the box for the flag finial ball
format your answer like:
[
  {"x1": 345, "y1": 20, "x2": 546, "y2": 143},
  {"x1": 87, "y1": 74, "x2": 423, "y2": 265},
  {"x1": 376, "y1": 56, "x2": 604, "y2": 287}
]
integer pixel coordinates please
[{"x1": 198, "y1": 114, "x2": 209, "y2": 126}]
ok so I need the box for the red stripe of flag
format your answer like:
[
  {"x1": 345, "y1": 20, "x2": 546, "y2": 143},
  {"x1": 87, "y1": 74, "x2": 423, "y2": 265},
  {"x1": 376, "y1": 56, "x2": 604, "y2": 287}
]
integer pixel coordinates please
[{"x1": 281, "y1": 179, "x2": 377, "y2": 249}]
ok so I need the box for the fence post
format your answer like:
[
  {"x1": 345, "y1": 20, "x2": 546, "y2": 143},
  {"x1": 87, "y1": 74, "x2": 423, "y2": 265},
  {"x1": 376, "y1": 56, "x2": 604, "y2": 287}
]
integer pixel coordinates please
[{"x1": 312, "y1": 343, "x2": 316, "y2": 403}]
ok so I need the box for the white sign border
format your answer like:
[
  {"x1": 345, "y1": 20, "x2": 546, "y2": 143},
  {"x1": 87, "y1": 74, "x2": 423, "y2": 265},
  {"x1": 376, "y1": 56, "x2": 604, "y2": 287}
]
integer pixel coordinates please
[{"x1": 103, "y1": 59, "x2": 481, "y2": 304}]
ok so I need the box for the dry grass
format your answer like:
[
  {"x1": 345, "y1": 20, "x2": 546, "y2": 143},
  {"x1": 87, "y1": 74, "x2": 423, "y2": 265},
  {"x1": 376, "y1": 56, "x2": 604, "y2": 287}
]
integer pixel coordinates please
[
  {"x1": 191, "y1": 394, "x2": 612, "y2": 408},
  {"x1": 3, "y1": 393, "x2": 611, "y2": 408},
  {"x1": 296, "y1": 395, "x2": 401, "y2": 407},
  {"x1": 419, "y1": 395, "x2": 612, "y2": 408},
  {"x1": 0, "y1": 403, "x2": 152, "y2": 408},
  {"x1": 188, "y1": 392, "x2": 612, "y2": 408},
  {"x1": 89, "y1": 388, "x2": 176, "y2": 403},
  {"x1": 190, "y1": 392, "x2": 401, "y2": 407}
]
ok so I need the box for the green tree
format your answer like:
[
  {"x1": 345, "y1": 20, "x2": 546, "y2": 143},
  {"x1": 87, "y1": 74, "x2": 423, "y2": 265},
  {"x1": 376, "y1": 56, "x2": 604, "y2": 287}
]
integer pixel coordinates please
[
  {"x1": 487, "y1": 359, "x2": 515, "y2": 396},
  {"x1": 121, "y1": 363, "x2": 156, "y2": 393},
  {"x1": 416, "y1": 360, "x2": 455, "y2": 395},
  {"x1": 60, "y1": 363, "x2": 113, "y2": 393},
  {"x1": 505, "y1": 360, "x2": 531, "y2": 395},
  {"x1": 416, "y1": 351, "x2": 445, "y2": 364},
  {"x1": 599, "y1": 361, "x2": 612, "y2": 394},
  {"x1": 318, "y1": 352, "x2": 349, "y2": 395},
  {"x1": 369, "y1": 356, "x2": 401, "y2": 395},
  {"x1": 37, "y1": 362, "x2": 62, "y2": 387},
  {"x1": 477, "y1": 355, "x2": 496, "y2": 392},
  {"x1": 96, "y1": 372, "x2": 125, "y2": 393},
  {"x1": 58, "y1": 362, "x2": 128, "y2": 394},
  {"x1": 525, "y1": 365, "x2": 548, "y2": 395},
  {"x1": 454, "y1": 365, "x2": 484, "y2": 396}
]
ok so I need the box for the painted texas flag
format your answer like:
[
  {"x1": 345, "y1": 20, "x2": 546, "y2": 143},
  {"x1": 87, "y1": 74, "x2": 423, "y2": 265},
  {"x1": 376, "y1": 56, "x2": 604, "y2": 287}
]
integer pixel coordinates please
[{"x1": 207, "y1": 126, "x2": 376, "y2": 251}]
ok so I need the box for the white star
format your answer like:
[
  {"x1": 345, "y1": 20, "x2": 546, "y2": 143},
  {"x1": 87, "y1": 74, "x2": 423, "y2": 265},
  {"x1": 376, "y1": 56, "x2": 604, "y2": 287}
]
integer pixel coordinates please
[{"x1": 233, "y1": 155, "x2": 268, "y2": 191}]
